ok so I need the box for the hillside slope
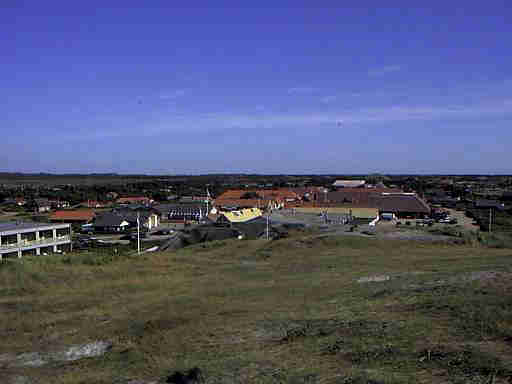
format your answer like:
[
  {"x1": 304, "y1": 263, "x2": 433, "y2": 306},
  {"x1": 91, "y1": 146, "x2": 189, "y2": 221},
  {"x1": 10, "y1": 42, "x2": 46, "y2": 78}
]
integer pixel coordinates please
[{"x1": 1, "y1": 234, "x2": 512, "y2": 383}]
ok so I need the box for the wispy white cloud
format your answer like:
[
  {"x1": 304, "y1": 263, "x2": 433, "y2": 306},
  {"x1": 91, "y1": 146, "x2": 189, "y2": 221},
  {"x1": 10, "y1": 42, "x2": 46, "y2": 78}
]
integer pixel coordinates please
[
  {"x1": 62, "y1": 99, "x2": 512, "y2": 141},
  {"x1": 368, "y1": 65, "x2": 402, "y2": 76},
  {"x1": 287, "y1": 87, "x2": 315, "y2": 95}
]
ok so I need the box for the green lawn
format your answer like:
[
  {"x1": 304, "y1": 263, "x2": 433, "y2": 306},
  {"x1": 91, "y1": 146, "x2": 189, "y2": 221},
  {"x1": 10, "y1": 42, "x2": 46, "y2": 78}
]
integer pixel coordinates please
[{"x1": 1, "y1": 233, "x2": 512, "y2": 383}]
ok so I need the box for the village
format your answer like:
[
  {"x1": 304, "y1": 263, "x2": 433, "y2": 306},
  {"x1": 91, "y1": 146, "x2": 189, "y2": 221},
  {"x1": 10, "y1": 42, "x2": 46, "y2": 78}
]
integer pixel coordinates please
[{"x1": 1, "y1": 174, "x2": 511, "y2": 259}]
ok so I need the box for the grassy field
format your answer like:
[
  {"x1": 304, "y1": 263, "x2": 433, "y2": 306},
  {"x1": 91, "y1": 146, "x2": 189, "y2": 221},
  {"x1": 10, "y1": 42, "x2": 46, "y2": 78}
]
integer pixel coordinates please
[
  {"x1": 0, "y1": 174, "x2": 157, "y2": 186},
  {"x1": 1, "y1": 232, "x2": 512, "y2": 383}
]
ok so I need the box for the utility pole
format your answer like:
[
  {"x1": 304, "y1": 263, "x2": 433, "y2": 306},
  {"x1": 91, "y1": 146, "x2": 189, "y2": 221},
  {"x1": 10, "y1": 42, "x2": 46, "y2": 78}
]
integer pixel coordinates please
[
  {"x1": 489, "y1": 208, "x2": 492, "y2": 234},
  {"x1": 137, "y1": 212, "x2": 141, "y2": 254},
  {"x1": 206, "y1": 188, "x2": 210, "y2": 219},
  {"x1": 266, "y1": 210, "x2": 270, "y2": 240}
]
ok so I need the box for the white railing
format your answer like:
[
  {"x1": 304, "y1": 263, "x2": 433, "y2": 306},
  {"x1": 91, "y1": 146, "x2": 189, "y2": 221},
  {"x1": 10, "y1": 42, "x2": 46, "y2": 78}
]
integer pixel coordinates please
[{"x1": 0, "y1": 236, "x2": 70, "y2": 250}]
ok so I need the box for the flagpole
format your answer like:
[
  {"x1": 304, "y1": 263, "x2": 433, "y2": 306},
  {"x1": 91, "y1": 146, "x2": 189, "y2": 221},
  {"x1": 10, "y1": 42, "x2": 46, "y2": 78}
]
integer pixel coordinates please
[
  {"x1": 137, "y1": 212, "x2": 140, "y2": 255},
  {"x1": 266, "y1": 204, "x2": 271, "y2": 241},
  {"x1": 266, "y1": 212, "x2": 269, "y2": 240},
  {"x1": 206, "y1": 188, "x2": 210, "y2": 219}
]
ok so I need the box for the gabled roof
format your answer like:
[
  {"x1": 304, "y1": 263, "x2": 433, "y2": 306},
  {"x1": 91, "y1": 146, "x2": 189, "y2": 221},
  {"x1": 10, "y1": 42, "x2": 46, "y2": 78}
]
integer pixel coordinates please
[
  {"x1": 110, "y1": 209, "x2": 152, "y2": 223},
  {"x1": 93, "y1": 213, "x2": 130, "y2": 227},
  {"x1": 326, "y1": 191, "x2": 373, "y2": 205},
  {"x1": 214, "y1": 189, "x2": 298, "y2": 209},
  {"x1": 376, "y1": 195, "x2": 431, "y2": 213},
  {"x1": 50, "y1": 210, "x2": 95, "y2": 222},
  {"x1": 215, "y1": 189, "x2": 299, "y2": 201},
  {"x1": 213, "y1": 199, "x2": 271, "y2": 209},
  {"x1": 153, "y1": 203, "x2": 203, "y2": 214},
  {"x1": 297, "y1": 191, "x2": 429, "y2": 214},
  {"x1": 326, "y1": 188, "x2": 404, "y2": 206}
]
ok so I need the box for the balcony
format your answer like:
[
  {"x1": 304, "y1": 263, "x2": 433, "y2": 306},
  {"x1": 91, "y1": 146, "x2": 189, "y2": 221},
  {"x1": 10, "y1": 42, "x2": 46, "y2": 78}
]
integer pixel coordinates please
[{"x1": 0, "y1": 236, "x2": 71, "y2": 251}]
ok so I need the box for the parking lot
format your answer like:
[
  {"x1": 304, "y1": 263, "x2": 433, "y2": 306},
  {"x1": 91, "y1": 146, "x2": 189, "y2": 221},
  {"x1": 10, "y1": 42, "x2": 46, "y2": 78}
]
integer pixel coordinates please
[{"x1": 444, "y1": 208, "x2": 480, "y2": 231}]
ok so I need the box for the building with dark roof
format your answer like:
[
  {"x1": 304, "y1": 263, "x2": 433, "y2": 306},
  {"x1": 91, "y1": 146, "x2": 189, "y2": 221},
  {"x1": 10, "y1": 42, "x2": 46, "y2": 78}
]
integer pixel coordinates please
[
  {"x1": 93, "y1": 213, "x2": 131, "y2": 233},
  {"x1": 153, "y1": 203, "x2": 205, "y2": 221},
  {"x1": 376, "y1": 194, "x2": 431, "y2": 218},
  {"x1": 325, "y1": 188, "x2": 402, "y2": 206},
  {"x1": 93, "y1": 208, "x2": 159, "y2": 233}
]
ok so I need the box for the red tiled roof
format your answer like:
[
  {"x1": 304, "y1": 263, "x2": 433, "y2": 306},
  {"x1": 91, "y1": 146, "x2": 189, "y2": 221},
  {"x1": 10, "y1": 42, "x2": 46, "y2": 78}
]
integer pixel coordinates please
[
  {"x1": 285, "y1": 191, "x2": 430, "y2": 214},
  {"x1": 326, "y1": 189, "x2": 403, "y2": 205},
  {"x1": 216, "y1": 190, "x2": 255, "y2": 199},
  {"x1": 50, "y1": 210, "x2": 96, "y2": 222},
  {"x1": 331, "y1": 187, "x2": 403, "y2": 193},
  {"x1": 213, "y1": 198, "x2": 272, "y2": 208},
  {"x1": 216, "y1": 189, "x2": 299, "y2": 201}
]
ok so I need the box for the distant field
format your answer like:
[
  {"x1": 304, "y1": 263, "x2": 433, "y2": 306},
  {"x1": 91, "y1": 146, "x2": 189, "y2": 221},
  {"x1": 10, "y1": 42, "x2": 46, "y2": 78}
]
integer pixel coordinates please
[
  {"x1": 0, "y1": 174, "x2": 161, "y2": 186},
  {"x1": 1, "y1": 233, "x2": 512, "y2": 383}
]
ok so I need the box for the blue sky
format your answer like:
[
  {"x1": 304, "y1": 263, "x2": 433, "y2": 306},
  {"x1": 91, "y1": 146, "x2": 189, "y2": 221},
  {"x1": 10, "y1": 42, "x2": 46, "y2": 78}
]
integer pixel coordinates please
[{"x1": 2, "y1": 1, "x2": 511, "y2": 174}]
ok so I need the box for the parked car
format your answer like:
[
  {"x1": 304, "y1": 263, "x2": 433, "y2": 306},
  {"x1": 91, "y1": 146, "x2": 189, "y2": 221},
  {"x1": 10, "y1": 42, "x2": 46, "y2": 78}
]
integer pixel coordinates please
[{"x1": 439, "y1": 218, "x2": 457, "y2": 224}]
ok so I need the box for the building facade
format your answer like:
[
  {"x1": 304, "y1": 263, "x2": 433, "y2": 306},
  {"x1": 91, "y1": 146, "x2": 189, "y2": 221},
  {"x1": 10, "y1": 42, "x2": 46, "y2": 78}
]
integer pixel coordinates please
[{"x1": 0, "y1": 222, "x2": 72, "y2": 259}]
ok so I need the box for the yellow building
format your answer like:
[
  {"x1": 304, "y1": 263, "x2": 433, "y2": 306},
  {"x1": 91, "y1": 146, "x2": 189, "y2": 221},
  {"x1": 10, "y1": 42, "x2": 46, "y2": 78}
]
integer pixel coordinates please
[{"x1": 220, "y1": 208, "x2": 263, "y2": 223}]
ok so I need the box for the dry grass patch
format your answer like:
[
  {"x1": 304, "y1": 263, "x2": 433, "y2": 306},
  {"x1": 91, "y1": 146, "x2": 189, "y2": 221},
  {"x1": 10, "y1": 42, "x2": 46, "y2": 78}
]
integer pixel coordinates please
[{"x1": 1, "y1": 233, "x2": 512, "y2": 383}]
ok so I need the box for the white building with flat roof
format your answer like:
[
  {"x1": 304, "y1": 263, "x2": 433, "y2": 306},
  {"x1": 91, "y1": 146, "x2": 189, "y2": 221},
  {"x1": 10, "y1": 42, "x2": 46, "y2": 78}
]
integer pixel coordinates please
[
  {"x1": 0, "y1": 222, "x2": 72, "y2": 259},
  {"x1": 332, "y1": 180, "x2": 366, "y2": 188}
]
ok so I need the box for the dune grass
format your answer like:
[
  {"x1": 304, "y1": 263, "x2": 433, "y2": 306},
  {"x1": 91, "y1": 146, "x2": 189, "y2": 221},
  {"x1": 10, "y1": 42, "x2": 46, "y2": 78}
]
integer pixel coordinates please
[{"x1": 1, "y1": 233, "x2": 512, "y2": 383}]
